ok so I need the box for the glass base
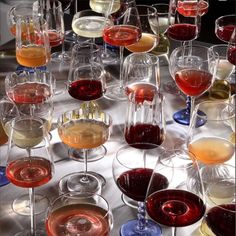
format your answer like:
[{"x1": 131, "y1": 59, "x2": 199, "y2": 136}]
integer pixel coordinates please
[
  {"x1": 121, "y1": 193, "x2": 138, "y2": 209},
  {"x1": 120, "y1": 219, "x2": 162, "y2": 236},
  {"x1": 58, "y1": 172, "x2": 103, "y2": 194},
  {"x1": 12, "y1": 194, "x2": 49, "y2": 216},
  {"x1": 101, "y1": 48, "x2": 119, "y2": 65},
  {"x1": 51, "y1": 51, "x2": 71, "y2": 63},
  {"x1": 104, "y1": 84, "x2": 127, "y2": 101},
  {"x1": 68, "y1": 146, "x2": 107, "y2": 162},
  {"x1": 0, "y1": 166, "x2": 10, "y2": 187},
  {"x1": 15, "y1": 229, "x2": 46, "y2": 236}
]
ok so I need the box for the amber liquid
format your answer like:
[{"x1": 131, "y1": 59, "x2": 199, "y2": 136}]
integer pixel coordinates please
[{"x1": 0, "y1": 123, "x2": 8, "y2": 145}]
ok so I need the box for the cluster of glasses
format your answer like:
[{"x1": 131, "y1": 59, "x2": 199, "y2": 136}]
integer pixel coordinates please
[{"x1": 0, "y1": 0, "x2": 235, "y2": 236}]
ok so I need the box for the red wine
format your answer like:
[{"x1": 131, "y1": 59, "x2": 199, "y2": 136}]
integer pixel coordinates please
[
  {"x1": 103, "y1": 25, "x2": 141, "y2": 47},
  {"x1": 125, "y1": 124, "x2": 165, "y2": 147},
  {"x1": 227, "y1": 47, "x2": 236, "y2": 66},
  {"x1": 175, "y1": 69, "x2": 213, "y2": 96},
  {"x1": 6, "y1": 157, "x2": 52, "y2": 188},
  {"x1": 7, "y1": 82, "x2": 51, "y2": 104},
  {"x1": 117, "y1": 168, "x2": 169, "y2": 202},
  {"x1": 46, "y1": 203, "x2": 110, "y2": 236},
  {"x1": 205, "y1": 204, "x2": 235, "y2": 236},
  {"x1": 48, "y1": 31, "x2": 63, "y2": 47},
  {"x1": 146, "y1": 189, "x2": 206, "y2": 227},
  {"x1": 167, "y1": 24, "x2": 197, "y2": 41},
  {"x1": 68, "y1": 79, "x2": 104, "y2": 101},
  {"x1": 216, "y1": 25, "x2": 235, "y2": 42}
]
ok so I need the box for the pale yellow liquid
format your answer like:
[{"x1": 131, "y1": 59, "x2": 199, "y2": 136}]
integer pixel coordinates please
[{"x1": 90, "y1": 0, "x2": 121, "y2": 14}]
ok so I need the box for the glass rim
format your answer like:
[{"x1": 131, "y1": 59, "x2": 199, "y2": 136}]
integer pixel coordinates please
[
  {"x1": 215, "y1": 14, "x2": 236, "y2": 23},
  {"x1": 124, "y1": 52, "x2": 159, "y2": 65},
  {"x1": 132, "y1": 5, "x2": 157, "y2": 16}
]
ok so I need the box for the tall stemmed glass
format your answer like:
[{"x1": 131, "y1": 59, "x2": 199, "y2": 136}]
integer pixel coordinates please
[
  {"x1": 6, "y1": 116, "x2": 54, "y2": 236},
  {"x1": 169, "y1": 45, "x2": 218, "y2": 126},
  {"x1": 103, "y1": 6, "x2": 142, "y2": 101},
  {"x1": 146, "y1": 149, "x2": 206, "y2": 236},
  {"x1": 113, "y1": 143, "x2": 164, "y2": 236}
]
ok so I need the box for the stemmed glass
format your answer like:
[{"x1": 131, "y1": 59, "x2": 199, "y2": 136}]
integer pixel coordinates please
[
  {"x1": 57, "y1": 107, "x2": 112, "y2": 194},
  {"x1": 103, "y1": 6, "x2": 142, "y2": 101},
  {"x1": 113, "y1": 143, "x2": 163, "y2": 235},
  {"x1": 227, "y1": 27, "x2": 236, "y2": 66},
  {"x1": 46, "y1": 192, "x2": 113, "y2": 235},
  {"x1": 188, "y1": 100, "x2": 235, "y2": 165},
  {"x1": 146, "y1": 149, "x2": 206, "y2": 236},
  {"x1": 6, "y1": 115, "x2": 54, "y2": 236},
  {"x1": 169, "y1": 45, "x2": 218, "y2": 126}
]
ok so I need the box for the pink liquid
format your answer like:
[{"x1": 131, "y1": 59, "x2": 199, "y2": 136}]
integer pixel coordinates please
[
  {"x1": 216, "y1": 25, "x2": 235, "y2": 42},
  {"x1": 46, "y1": 204, "x2": 110, "y2": 236},
  {"x1": 227, "y1": 47, "x2": 236, "y2": 65},
  {"x1": 7, "y1": 82, "x2": 51, "y2": 104},
  {"x1": 167, "y1": 24, "x2": 197, "y2": 41},
  {"x1": 177, "y1": 1, "x2": 209, "y2": 17},
  {"x1": 48, "y1": 31, "x2": 63, "y2": 47},
  {"x1": 6, "y1": 156, "x2": 52, "y2": 188}
]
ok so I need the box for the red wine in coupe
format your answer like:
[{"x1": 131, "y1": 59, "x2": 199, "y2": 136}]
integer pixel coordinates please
[
  {"x1": 175, "y1": 69, "x2": 213, "y2": 96},
  {"x1": 46, "y1": 204, "x2": 110, "y2": 236},
  {"x1": 167, "y1": 24, "x2": 197, "y2": 41},
  {"x1": 117, "y1": 168, "x2": 169, "y2": 202},
  {"x1": 48, "y1": 31, "x2": 63, "y2": 47},
  {"x1": 177, "y1": 1, "x2": 209, "y2": 17},
  {"x1": 6, "y1": 157, "x2": 52, "y2": 188},
  {"x1": 227, "y1": 47, "x2": 236, "y2": 66},
  {"x1": 68, "y1": 79, "x2": 104, "y2": 101},
  {"x1": 216, "y1": 25, "x2": 235, "y2": 42},
  {"x1": 146, "y1": 189, "x2": 206, "y2": 227}
]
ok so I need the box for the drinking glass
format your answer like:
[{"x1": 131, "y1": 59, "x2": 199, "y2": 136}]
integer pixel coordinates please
[
  {"x1": 6, "y1": 116, "x2": 54, "y2": 236},
  {"x1": 46, "y1": 192, "x2": 113, "y2": 235},
  {"x1": 229, "y1": 94, "x2": 236, "y2": 144},
  {"x1": 188, "y1": 100, "x2": 235, "y2": 165},
  {"x1": 146, "y1": 149, "x2": 206, "y2": 236},
  {"x1": 208, "y1": 44, "x2": 235, "y2": 100},
  {"x1": 169, "y1": 45, "x2": 218, "y2": 126},
  {"x1": 113, "y1": 143, "x2": 163, "y2": 236},
  {"x1": 125, "y1": 5, "x2": 159, "y2": 54},
  {"x1": 227, "y1": 27, "x2": 236, "y2": 66},
  {"x1": 103, "y1": 6, "x2": 142, "y2": 101},
  {"x1": 15, "y1": 15, "x2": 51, "y2": 69},
  {"x1": 57, "y1": 107, "x2": 112, "y2": 194}
]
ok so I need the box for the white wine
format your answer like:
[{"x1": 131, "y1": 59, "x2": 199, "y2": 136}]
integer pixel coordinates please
[
  {"x1": 89, "y1": 0, "x2": 121, "y2": 14},
  {"x1": 72, "y1": 16, "x2": 112, "y2": 38},
  {"x1": 216, "y1": 59, "x2": 234, "y2": 80}
]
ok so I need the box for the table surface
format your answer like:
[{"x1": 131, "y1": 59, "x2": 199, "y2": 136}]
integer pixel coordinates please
[{"x1": 0, "y1": 39, "x2": 234, "y2": 236}]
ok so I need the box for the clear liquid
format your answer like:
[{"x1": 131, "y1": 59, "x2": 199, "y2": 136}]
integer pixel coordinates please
[
  {"x1": 89, "y1": 0, "x2": 120, "y2": 14},
  {"x1": 216, "y1": 59, "x2": 235, "y2": 80}
]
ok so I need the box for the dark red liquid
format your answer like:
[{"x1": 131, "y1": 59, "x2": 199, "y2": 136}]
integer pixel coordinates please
[
  {"x1": 206, "y1": 204, "x2": 235, "y2": 236},
  {"x1": 68, "y1": 79, "x2": 104, "y2": 101},
  {"x1": 216, "y1": 25, "x2": 235, "y2": 42},
  {"x1": 125, "y1": 124, "x2": 165, "y2": 147},
  {"x1": 175, "y1": 69, "x2": 212, "y2": 96},
  {"x1": 167, "y1": 24, "x2": 197, "y2": 41},
  {"x1": 177, "y1": 1, "x2": 209, "y2": 17},
  {"x1": 7, "y1": 82, "x2": 51, "y2": 104},
  {"x1": 146, "y1": 189, "x2": 206, "y2": 227},
  {"x1": 103, "y1": 25, "x2": 141, "y2": 47},
  {"x1": 227, "y1": 47, "x2": 236, "y2": 65},
  {"x1": 48, "y1": 31, "x2": 63, "y2": 47},
  {"x1": 117, "y1": 168, "x2": 169, "y2": 202},
  {"x1": 6, "y1": 157, "x2": 52, "y2": 188}
]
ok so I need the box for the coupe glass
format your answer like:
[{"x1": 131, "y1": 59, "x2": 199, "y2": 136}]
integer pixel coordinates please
[
  {"x1": 6, "y1": 116, "x2": 54, "y2": 236},
  {"x1": 113, "y1": 143, "x2": 163, "y2": 236},
  {"x1": 227, "y1": 27, "x2": 236, "y2": 66},
  {"x1": 46, "y1": 192, "x2": 113, "y2": 236},
  {"x1": 103, "y1": 6, "x2": 142, "y2": 101},
  {"x1": 169, "y1": 45, "x2": 218, "y2": 126},
  {"x1": 57, "y1": 107, "x2": 112, "y2": 194},
  {"x1": 188, "y1": 100, "x2": 235, "y2": 165},
  {"x1": 146, "y1": 149, "x2": 206, "y2": 236}
]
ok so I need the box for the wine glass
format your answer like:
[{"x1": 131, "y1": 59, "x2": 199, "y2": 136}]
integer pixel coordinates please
[
  {"x1": 57, "y1": 107, "x2": 112, "y2": 194},
  {"x1": 227, "y1": 27, "x2": 236, "y2": 66},
  {"x1": 169, "y1": 45, "x2": 218, "y2": 126},
  {"x1": 125, "y1": 5, "x2": 159, "y2": 54},
  {"x1": 103, "y1": 6, "x2": 142, "y2": 101},
  {"x1": 188, "y1": 100, "x2": 235, "y2": 165},
  {"x1": 6, "y1": 115, "x2": 54, "y2": 235},
  {"x1": 46, "y1": 192, "x2": 113, "y2": 235},
  {"x1": 146, "y1": 149, "x2": 206, "y2": 236},
  {"x1": 113, "y1": 143, "x2": 164, "y2": 236}
]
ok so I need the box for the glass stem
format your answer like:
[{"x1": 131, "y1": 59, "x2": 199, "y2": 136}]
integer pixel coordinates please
[
  {"x1": 190, "y1": 96, "x2": 195, "y2": 120},
  {"x1": 119, "y1": 46, "x2": 125, "y2": 89},
  {"x1": 29, "y1": 187, "x2": 36, "y2": 236},
  {"x1": 171, "y1": 227, "x2": 177, "y2": 236},
  {"x1": 83, "y1": 149, "x2": 88, "y2": 180},
  {"x1": 137, "y1": 202, "x2": 146, "y2": 231},
  {"x1": 185, "y1": 95, "x2": 191, "y2": 116}
]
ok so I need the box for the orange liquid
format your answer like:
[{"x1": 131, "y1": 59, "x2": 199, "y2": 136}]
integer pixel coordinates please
[
  {"x1": 125, "y1": 33, "x2": 158, "y2": 53},
  {"x1": 188, "y1": 137, "x2": 235, "y2": 164},
  {"x1": 16, "y1": 46, "x2": 50, "y2": 67},
  {"x1": 0, "y1": 123, "x2": 8, "y2": 145},
  {"x1": 10, "y1": 23, "x2": 35, "y2": 37}
]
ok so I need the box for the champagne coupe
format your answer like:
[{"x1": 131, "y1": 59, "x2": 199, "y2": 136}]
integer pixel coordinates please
[
  {"x1": 125, "y1": 5, "x2": 159, "y2": 54},
  {"x1": 169, "y1": 45, "x2": 218, "y2": 126},
  {"x1": 103, "y1": 6, "x2": 142, "y2": 101},
  {"x1": 188, "y1": 100, "x2": 235, "y2": 165},
  {"x1": 146, "y1": 149, "x2": 206, "y2": 236},
  {"x1": 46, "y1": 192, "x2": 113, "y2": 236},
  {"x1": 6, "y1": 116, "x2": 54, "y2": 236},
  {"x1": 113, "y1": 143, "x2": 163, "y2": 236},
  {"x1": 57, "y1": 107, "x2": 112, "y2": 194},
  {"x1": 227, "y1": 27, "x2": 236, "y2": 66}
]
